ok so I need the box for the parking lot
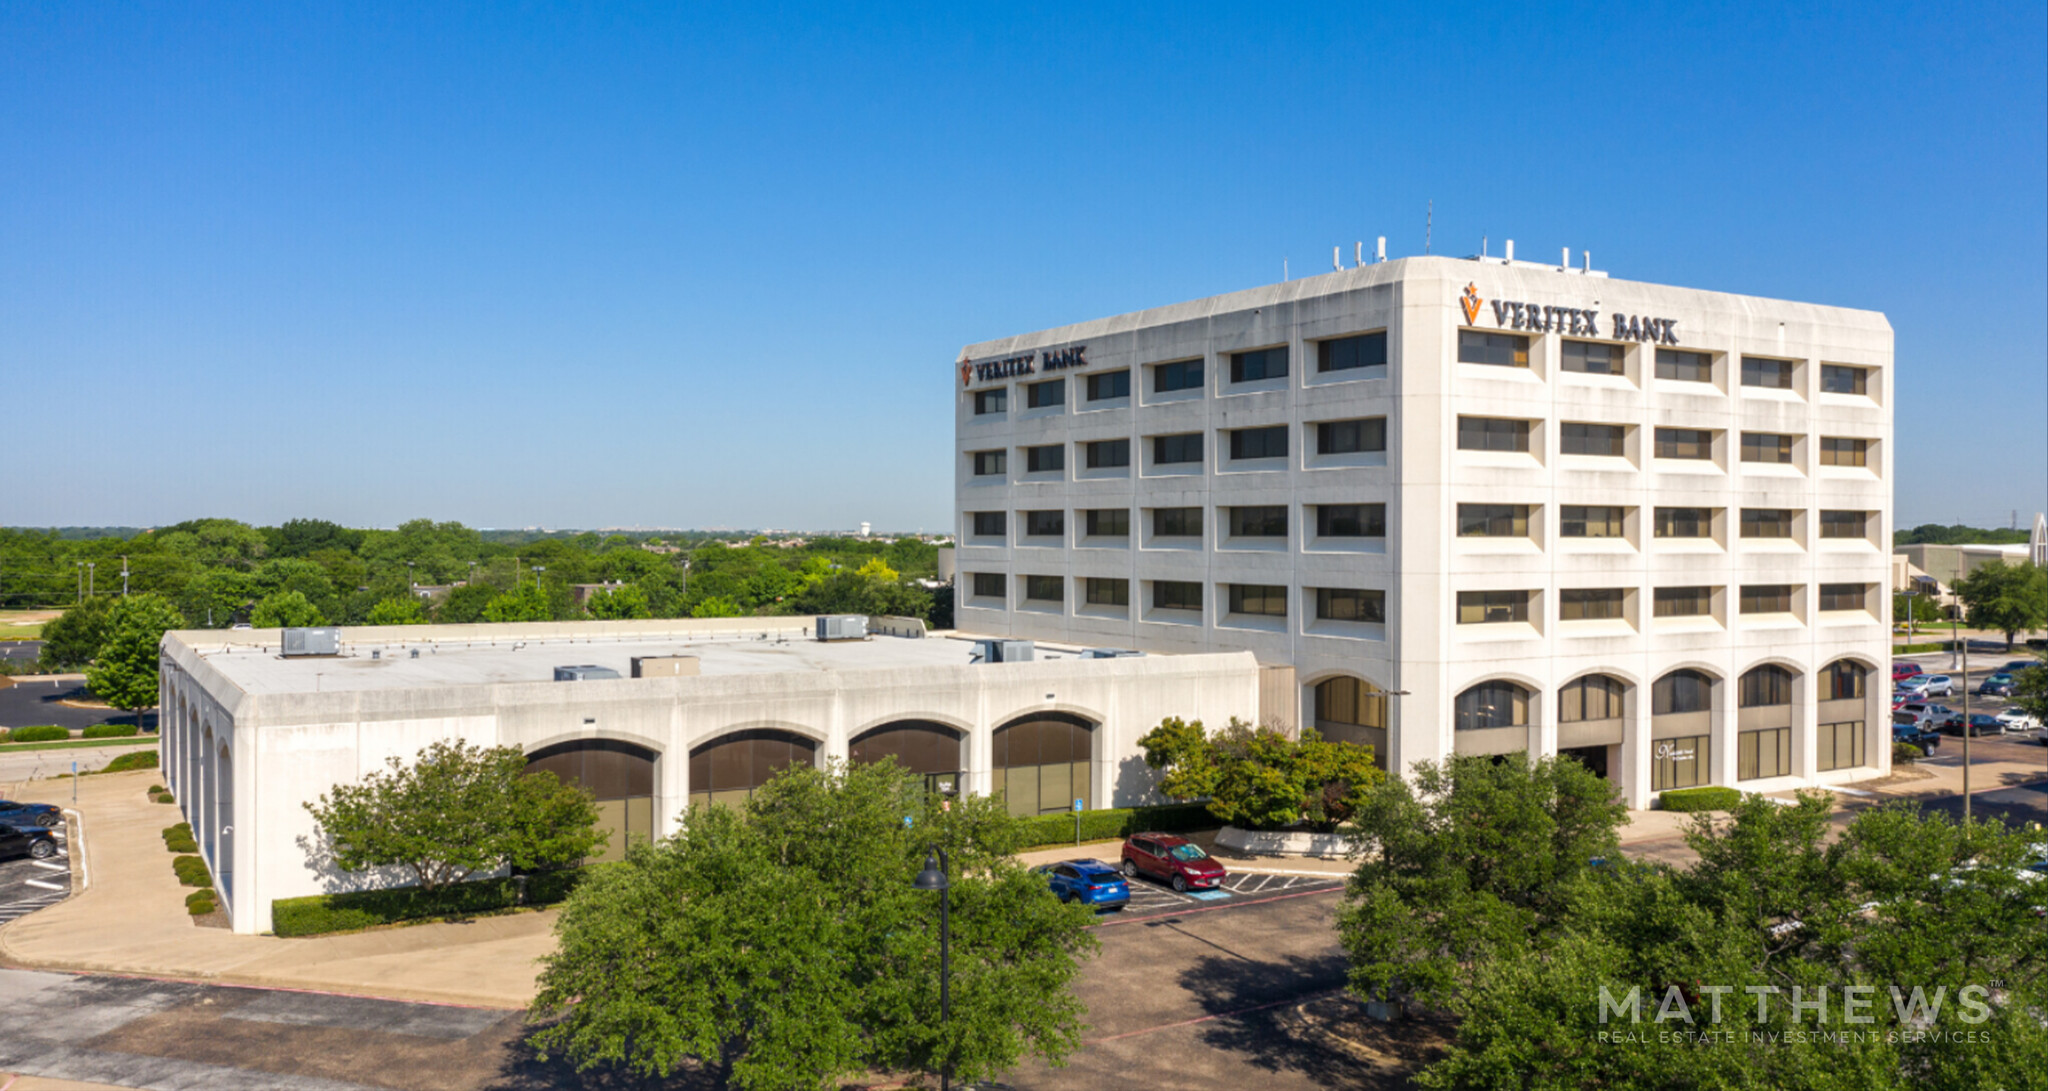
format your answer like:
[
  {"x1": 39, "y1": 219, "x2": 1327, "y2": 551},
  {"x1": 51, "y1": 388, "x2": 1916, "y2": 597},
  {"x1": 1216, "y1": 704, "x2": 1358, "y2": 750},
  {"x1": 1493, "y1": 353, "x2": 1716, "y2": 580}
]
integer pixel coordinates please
[
  {"x1": 1101, "y1": 867, "x2": 1345, "y2": 918},
  {"x1": 0, "y1": 819, "x2": 72, "y2": 925}
]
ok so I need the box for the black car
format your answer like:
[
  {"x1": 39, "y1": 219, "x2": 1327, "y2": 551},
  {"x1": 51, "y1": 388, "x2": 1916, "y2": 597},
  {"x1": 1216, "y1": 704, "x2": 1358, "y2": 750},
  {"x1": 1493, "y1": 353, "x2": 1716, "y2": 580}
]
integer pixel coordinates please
[
  {"x1": 1938, "y1": 713, "x2": 2003, "y2": 737},
  {"x1": 0, "y1": 800, "x2": 60, "y2": 828},
  {"x1": 0, "y1": 824, "x2": 58, "y2": 861},
  {"x1": 1892, "y1": 725, "x2": 1941, "y2": 756}
]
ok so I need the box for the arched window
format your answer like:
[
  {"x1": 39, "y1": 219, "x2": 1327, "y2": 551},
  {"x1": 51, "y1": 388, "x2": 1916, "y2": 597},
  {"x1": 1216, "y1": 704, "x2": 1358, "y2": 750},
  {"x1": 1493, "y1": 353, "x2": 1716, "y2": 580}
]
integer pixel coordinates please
[
  {"x1": 1821, "y1": 660, "x2": 1867, "y2": 701},
  {"x1": 1738, "y1": 665, "x2": 1794, "y2": 708},
  {"x1": 687, "y1": 730, "x2": 816, "y2": 812},
  {"x1": 529, "y1": 739, "x2": 659, "y2": 863},
  {"x1": 1455, "y1": 681, "x2": 1530, "y2": 731},
  {"x1": 1558, "y1": 675, "x2": 1627, "y2": 722},
  {"x1": 1313, "y1": 676, "x2": 1389, "y2": 767},
  {"x1": 991, "y1": 713, "x2": 1093, "y2": 817},
  {"x1": 850, "y1": 721, "x2": 964, "y2": 796},
  {"x1": 1653, "y1": 670, "x2": 1714, "y2": 715}
]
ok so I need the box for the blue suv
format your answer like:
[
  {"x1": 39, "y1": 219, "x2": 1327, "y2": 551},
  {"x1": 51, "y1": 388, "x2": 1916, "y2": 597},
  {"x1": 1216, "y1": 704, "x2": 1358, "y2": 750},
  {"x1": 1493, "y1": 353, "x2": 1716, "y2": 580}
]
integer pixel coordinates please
[{"x1": 1035, "y1": 859, "x2": 1130, "y2": 911}]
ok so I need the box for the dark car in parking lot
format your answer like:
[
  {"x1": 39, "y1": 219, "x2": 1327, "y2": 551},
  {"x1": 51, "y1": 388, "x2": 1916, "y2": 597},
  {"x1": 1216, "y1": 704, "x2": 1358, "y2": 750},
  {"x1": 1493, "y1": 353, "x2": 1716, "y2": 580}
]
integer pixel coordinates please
[
  {"x1": 0, "y1": 824, "x2": 58, "y2": 861},
  {"x1": 1034, "y1": 859, "x2": 1129, "y2": 910},
  {"x1": 1938, "y1": 712, "x2": 2004, "y2": 737},
  {"x1": 0, "y1": 800, "x2": 61, "y2": 829},
  {"x1": 1977, "y1": 673, "x2": 2017, "y2": 697},
  {"x1": 1121, "y1": 832, "x2": 1226, "y2": 893},
  {"x1": 1892, "y1": 724, "x2": 1941, "y2": 756}
]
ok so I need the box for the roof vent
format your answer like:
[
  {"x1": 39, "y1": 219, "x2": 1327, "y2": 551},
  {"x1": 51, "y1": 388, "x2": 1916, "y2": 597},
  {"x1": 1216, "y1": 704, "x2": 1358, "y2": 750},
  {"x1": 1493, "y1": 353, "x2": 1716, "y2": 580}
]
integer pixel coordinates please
[
  {"x1": 970, "y1": 638, "x2": 1034, "y2": 664},
  {"x1": 553, "y1": 665, "x2": 622, "y2": 682},
  {"x1": 1080, "y1": 648, "x2": 1145, "y2": 659},
  {"x1": 816, "y1": 615, "x2": 868, "y2": 642},
  {"x1": 281, "y1": 627, "x2": 340, "y2": 657}
]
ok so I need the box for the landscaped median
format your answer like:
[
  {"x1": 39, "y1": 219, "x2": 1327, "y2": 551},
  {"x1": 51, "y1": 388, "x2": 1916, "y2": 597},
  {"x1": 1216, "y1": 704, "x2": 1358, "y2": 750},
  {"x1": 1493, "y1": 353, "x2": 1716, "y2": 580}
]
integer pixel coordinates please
[
  {"x1": 272, "y1": 869, "x2": 588, "y2": 936},
  {"x1": 1011, "y1": 801, "x2": 1213, "y2": 850},
  {"x1": 1658, "y1": 785, "x2": 1744, "y2": 812}
]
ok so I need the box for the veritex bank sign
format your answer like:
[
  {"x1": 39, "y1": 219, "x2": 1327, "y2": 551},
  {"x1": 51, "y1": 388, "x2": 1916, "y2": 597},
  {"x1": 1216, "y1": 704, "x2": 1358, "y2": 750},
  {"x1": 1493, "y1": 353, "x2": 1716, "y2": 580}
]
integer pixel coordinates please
[
  {"x1": 960, "y1": 345, "x2": 1087, "y2": 386},
  {"x1": 1460, "y1": 282, "x2": 1680, "y2": 345}
]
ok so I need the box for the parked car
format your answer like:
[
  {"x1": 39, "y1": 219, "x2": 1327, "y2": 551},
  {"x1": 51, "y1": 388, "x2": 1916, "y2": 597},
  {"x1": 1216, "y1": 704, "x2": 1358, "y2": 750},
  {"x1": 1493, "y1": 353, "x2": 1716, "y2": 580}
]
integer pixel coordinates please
[
  {"x1": 1938, "y1": 712, "x2": 2004, "y2": 737},
  {"x1": 1977, "y1": 673, "x2": 2017, "y2": 697},
  {"x1": 1891, "y1": 662, "x2": 1926, "y2": 683},
  {"x1": 1897, "y1": 675, "x2": 1955, "y2": 698},
  {"x1": 1894, "y1": 703, "x2": 1956, "y2": 729},
  {"x1": 0, "y1": 824, "x2": 58, "y2": 861},
  {"x1": 1892, "y1": 724, "x2": 1941, "y2": 756},
  {"x1": 1999, "y1": 660, "x2": 2041, "y2": 675},
  {"x1": 1996, "y1": 708, "x2": 2044, "y2": 733},
  {"x1": 0, "y1": 799, "x2": 61, "y2": 829},
  {"x1": 1121, "y1": 832, "x2": 1227, "y2": 893},
  {"x1": 1034, "y1": 859, "x2": 1129, "y2": 910}
]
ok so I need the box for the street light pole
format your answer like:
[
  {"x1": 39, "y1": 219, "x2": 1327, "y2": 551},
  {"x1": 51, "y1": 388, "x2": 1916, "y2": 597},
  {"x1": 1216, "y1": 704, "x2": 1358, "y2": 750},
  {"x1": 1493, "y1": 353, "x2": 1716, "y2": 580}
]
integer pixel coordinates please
[{"x1": 913, "y1": 847, "x2": 953, "y2": 1091}]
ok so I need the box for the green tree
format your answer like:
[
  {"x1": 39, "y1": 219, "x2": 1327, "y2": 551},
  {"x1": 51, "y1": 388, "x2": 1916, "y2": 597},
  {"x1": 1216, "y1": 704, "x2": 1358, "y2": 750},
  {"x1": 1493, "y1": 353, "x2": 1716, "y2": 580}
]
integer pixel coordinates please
[
  {"x1": 177, "y1": 568, "x2": 256, "y2": 627},
  {"x1": 366, "y1": 597, "x2": 429, "y2": 625},
  {"x1": 1339, "y1": 753, "x2": 1626, "y2": 1010},
  {"x1": 2007, "y1": 658, "x2": 2048, "y2": 724},
  {"x1": 528, "y1": 759, "x2": 1096, "y2": 1091},
  {"x1": 437, "y1": 581, "x2": 500, "y2": 623},
  {"x1": 854, "y1": 556, "x2": 899, "y2": 581},
  {"x1": 740, "y1": 564, "x2": 801, "y2": 608},
  {"x1": 1953, "y1": 560, "x2": 2048, "y2": 648},
  {"x1": 689, "y1": 595, "x2": 746, "y2": 618},
  {"x1": 250, "y1": 589, "x2": 327, "y2": 628},
  {"x1": 1892, "y1": 591, "x2": 1941, "y2": 624},
  {"x1": 583, "y1": 585, "x2": 651, "y2": 620},
  {"x1": 304, "y1": 739, "x2": 603, "y2": 892},
  {"x1": 1406, "y1": 795, "x2": 2048, "y2": 1090},
  {"x1": 482, "y1": 582, "x2": 552, "y2": 623},
  {"x1": 1137, "y1": 717, "x2": 1385, "y2": 831},
  {"x1": 83, "y1": 594, "x2": 185, "y2": 717},
  {"x1": 36, "y1": 594, "x2": 117, "y2": 670}
]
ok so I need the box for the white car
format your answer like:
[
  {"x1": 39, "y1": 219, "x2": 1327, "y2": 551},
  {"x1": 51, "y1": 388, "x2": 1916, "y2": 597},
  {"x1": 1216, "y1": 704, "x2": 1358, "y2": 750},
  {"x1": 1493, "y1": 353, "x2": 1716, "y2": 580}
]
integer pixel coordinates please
[
  {"x1": 1897, "y1": 674, "x2": 1955, "y2": 698},
  {"x1": 1994, "y1": 708, "x2": 2041, "y2": 733}
]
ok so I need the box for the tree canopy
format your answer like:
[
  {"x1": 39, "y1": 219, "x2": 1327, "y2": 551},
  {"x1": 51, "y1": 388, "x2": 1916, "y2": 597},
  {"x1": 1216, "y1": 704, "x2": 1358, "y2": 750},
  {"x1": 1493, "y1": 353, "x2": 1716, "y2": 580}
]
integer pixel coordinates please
[
  {"x1": 1953, "y1": 560, "x2": 2047, "y2": 648},
  {"x1": 1137, "y1": 717, "x2": 1385, "y2": 831},
  {"x1": 82, "y1": 593, "x2": 186, "y2": 714},
  {"x1": 250, "y1": 589, "x2": 326, "y2": 628},
  {"x1": 529, "y1": 759, "x2": 1096, "y2": 1091},
  {"x1": 304, "y1": 739, "x2": 604, "y2": 892}
]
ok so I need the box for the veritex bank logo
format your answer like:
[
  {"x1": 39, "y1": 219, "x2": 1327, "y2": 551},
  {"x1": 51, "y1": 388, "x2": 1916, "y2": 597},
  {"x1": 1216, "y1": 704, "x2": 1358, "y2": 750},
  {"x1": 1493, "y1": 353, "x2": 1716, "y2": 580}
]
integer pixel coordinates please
[{"x1": 1460, "y1": 281, "x2": 1681, "y2": 345}]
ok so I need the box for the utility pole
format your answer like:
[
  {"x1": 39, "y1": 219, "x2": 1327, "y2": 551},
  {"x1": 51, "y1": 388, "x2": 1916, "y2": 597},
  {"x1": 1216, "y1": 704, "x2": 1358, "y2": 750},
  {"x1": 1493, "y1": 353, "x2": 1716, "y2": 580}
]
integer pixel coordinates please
[
  {"x1": 1955, "y1": 611, "x2": 1971, "y2": 822},
  {"x1": 75, "y1": 562, "x2": 83, "y2": 604},
  {"x1": 87, "y1": 562, "x2": 95, "y2": 598},
  {"x1": 121, "y1": 556, "x2": 130, "y2": 597}
]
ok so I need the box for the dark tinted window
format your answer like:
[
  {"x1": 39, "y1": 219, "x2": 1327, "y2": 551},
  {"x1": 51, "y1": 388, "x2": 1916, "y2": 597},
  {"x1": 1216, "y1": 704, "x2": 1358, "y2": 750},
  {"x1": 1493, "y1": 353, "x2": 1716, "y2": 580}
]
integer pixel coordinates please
[
  {"x1": 1458, "y1": 416, "x2": 1532, "y2": 452},
  {"x1": 1740, "y1": 356, "x2": 1794, "y2": 389},
  {"x1": 1230, "y1": 347, "x2": 1288, "y2": 382},
  {"x1": 1316, "y1": 418, "x2": 1386, "y2": 454},
  {"x1": 1455, "y1": 681, "x2": 1530, "y2": 729},
  {"x1": 1820, "y1": 365, "x2": 1868, "y2": 395},
  {"x1": 1653, "y1": 586, "x2": 1712, "y2": 617},
  {"x1": 1025, "y1": 378, "x2": 1065, "y2": 408},
  {"x1": 1085, "y1": 438, "x2": 1129, "y2": 469},
  {"x1": 1739, "y1": 665, "x2": 1793, "y2": 707},
  {"x1": 1317, "y1": 332, "x2": 1387, "y2": 372},
  {"x1": 1656, "y1": 348, "x2": 1712, "y2": 382},
  {"x1": 1024, "y1": 575, "x2": 1063, "y2": 602},
  {"x1": 973, "y1": 388, "x2": 1007, "y2": 414},
  {"x1": 1654, "y1": 428, "x2": 1713, "y2": 459},
  {"x1": 1654, "y1": 507, "x2": 1713, "y2": 538},
  {"x1": 1560, "y1": 505, "x2": 1625, "y2": 538},
  {"x1": 1153, "y1": 507, "x2": 1202, "y2": 537},
  {"x1": 1560, "y1": 588, "x2": 1625, "y2": 620},
  {"x1": 1458, "y1": 330, "x2": 1529, "y2": 366},
  {"x1": 1087, "y1": 370, "x2": 1131, "y2": 400},
  {"x1": 1740, "y1": 584, "x2": 1795, "y2": 614},
  {"x1": 1458, "y1": 504, "x2": 1530, "y2": 537},
  {"x1": 1024, "y1": 510, "x2": 1064, "y2": 537},
  {"x1": 1654, "y1": 670, "x2": 1713, "y2": 714},
  {"x1": 1315, "y1": 504, "x2": 1385, "y2": 537},
  {"x1": 1819, "y1": 510, "x2": 1868, "y2": 539},
  {"x1": 1820, "y1": 583, "x2": 1867, "y2": 611},
  {"x1": 1228, "y1": 506, "x2": 1287, "y2": 537},
  {"x1": 1562, "y1": 340, "x2": 1622, "y2": 374},
  {"x1": 971, "y1": 511, "x2": 1005, "y2": 536},
  {"x1": 1457, "y1": 590, "x2": 1530, "y2": 623},
  {"x1": 970, "y1": 572, "x2": 1004, "y2": 598},
  {"x1": 1084, "y1": 578, "x2": 1129, "y2": 607},
  {"x1": 1741, "y1": 509, "x2": 1794, "y2": 539},
  {"x1": 1561, "y1": 422, "x2": 1626, "y2": 456},
  {"x1": 972, "y1": 449, "x2": 1006, "y2": 476},
  {"x1": 1740, "y1": 432, "x2": 1794, "y2": 463},
  {"x1": 1820, "y1": 437, "x2": 1869, "y2": 466},
  {"x1": 1315, "y1": 587, "x2": 1385, "y2": 622},
  {"x1": 1152, "y1": 580, "x2": 1201, "y2": 610},
  {"x1": 1154, "y1": 359, "x2": 1203, "y2": 392},
  {"x1": 1025, "y1": 444, "x2": 1064, "y2": 473},
  {"x1": 1229, "y1": 426, "x2": 1288, "y2": 460},
  {"x1": 1083, "y1": 509, "x2": 1128, "y2": 537},
  {"x1": 1228, "y1": 584, "x2": 1287, "y2": 616},
  {"x1": 1153, "y1": 432, "x2": 1203, "y2": 464}
]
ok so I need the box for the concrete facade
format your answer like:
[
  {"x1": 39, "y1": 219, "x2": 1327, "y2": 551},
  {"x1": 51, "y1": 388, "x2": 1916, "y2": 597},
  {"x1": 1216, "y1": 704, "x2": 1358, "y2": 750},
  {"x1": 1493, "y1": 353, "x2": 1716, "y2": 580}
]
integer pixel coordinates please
[
  {"x1": 953, "y1": 254, "x2": 1894, "y2": 809},
  {"x1": 157, "y1": 618, "x2": 1259, "y2": 934}
]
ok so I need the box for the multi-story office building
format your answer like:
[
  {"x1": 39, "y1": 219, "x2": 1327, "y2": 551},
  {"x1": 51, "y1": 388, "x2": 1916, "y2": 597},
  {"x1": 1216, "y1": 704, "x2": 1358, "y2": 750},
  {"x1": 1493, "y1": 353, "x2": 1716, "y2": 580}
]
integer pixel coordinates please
[{"x1": 953, "y1": 253, "x2": 1893, "y2": 808}]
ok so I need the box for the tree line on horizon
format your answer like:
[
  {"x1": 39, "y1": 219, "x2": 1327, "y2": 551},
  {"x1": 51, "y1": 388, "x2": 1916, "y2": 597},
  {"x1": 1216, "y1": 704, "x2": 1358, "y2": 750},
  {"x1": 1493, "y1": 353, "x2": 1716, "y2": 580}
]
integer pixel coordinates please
[{"x1": 9, "y1": 518, "x2": 949, "y2": 672}]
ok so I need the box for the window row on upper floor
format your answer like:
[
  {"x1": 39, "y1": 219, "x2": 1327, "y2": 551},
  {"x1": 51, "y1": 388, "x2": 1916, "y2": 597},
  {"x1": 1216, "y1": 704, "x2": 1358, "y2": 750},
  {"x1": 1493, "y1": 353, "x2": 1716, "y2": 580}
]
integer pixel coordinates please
[
  {"x1": 962, "y1": 419, "x2": 1880, "y2": 480},
  {"x1": 963, "y1": 330, "x2": 1881, "y2": 417},
  {"x1": 961, "y1": 503, "x2": 1883, "y2": 551}
]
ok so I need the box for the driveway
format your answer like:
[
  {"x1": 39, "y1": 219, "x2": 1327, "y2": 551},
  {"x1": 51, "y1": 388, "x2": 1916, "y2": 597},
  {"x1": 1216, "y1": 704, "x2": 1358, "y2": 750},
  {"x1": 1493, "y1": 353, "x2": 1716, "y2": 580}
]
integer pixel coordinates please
[
  {"x1": 0, "y1": 820, "x2": 72, "y2": 926},
  {"x1": 0, "y1": 675, "x2": 155, "y2": 732}
]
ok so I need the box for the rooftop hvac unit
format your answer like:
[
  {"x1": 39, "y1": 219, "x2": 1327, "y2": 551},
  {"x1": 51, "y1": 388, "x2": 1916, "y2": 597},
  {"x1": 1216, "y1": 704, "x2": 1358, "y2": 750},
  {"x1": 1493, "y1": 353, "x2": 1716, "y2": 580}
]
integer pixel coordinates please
[
  {"x1": 816, "y1": 615, "x2": 868, "y2": 642},
  {"x1": 1080, "y1": 648, "x2": 1145, "y2": 659},
  {"x1": 553, "y1": 665, "x2": 622, "y2": 682},
  {"x1": 280, "y1": 627, "x2": 340, "y2": 657},
  {"x1": 631, "y1": 655, "x2": 701, "y2": 678},
  {"x1": 970, "y1": 638, "x2": 1034, "y2": 664}
]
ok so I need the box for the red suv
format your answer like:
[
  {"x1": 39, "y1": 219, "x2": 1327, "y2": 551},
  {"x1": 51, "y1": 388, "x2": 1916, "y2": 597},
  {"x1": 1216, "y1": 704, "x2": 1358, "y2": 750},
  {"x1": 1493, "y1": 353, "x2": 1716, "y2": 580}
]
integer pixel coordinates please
[
  {"x1": 1891, "y1": 662, "x2": 1924, "y2": 684},
  {"x1": 1120, "y1": 832, "x2": 1226, "y2": 893}
]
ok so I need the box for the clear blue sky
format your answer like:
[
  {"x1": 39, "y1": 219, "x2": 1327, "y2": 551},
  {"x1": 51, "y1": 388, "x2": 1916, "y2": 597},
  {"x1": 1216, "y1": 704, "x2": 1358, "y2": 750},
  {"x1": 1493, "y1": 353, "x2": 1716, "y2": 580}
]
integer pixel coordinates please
[{"x1": 3, "y1": 2, "x2": 2042, "y2": 533}]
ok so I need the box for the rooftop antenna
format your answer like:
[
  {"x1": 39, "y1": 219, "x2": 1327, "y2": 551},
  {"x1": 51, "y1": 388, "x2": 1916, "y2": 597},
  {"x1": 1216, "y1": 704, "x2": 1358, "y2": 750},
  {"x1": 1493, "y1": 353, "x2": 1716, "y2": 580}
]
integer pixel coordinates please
[
  {"x1": 1332, "y1": 245, "x2": 1342, "y2": 271},
  {"x1": 1283, "y1": 258, "x2": 1289, "y2": 281},
  {"x1": 1482, "y1": 235, "x2": 1488, "y2": 258},
  {"x1": 1425, "y1": 200, "x2": 1432, "y2": 254},
  {"x1": 1355, "y1": 241, "x2": 1363, "y2": 266}
]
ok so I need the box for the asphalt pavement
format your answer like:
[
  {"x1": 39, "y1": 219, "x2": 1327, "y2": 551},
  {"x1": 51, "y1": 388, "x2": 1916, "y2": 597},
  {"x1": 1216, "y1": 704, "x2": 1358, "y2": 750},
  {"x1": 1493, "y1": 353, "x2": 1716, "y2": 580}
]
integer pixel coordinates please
[
  {"x1": 0, "y1": 675, "x2": 155, "y2": 732},
  {"x1": 0, "y1": 820, "x2": 72, "y2": 925},
  {"x1": 0, "y1": 640, "x2": 41, "y2": 663}
]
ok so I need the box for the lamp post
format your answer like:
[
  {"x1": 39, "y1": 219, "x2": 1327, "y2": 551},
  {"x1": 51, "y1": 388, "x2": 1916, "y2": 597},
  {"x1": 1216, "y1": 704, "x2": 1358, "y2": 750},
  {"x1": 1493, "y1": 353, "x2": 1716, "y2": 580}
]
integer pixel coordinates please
[{"x1": 913, "y1": 847, "x2": 952, "y2": 1091}]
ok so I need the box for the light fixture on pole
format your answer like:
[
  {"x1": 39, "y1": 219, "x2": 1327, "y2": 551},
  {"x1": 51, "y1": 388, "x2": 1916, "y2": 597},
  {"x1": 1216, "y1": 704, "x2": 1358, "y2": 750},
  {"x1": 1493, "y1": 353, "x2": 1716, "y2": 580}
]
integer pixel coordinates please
[{"x1": 912, "y1": 847, "x2": 953, "y2": 1091}]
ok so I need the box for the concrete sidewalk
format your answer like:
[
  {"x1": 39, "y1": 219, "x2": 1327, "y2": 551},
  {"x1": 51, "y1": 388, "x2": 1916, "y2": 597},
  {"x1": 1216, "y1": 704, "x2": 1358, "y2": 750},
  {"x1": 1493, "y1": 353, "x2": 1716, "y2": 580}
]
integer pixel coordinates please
[{"x1": 0, "y1": 770, "x2": 551, "y2": 1009}]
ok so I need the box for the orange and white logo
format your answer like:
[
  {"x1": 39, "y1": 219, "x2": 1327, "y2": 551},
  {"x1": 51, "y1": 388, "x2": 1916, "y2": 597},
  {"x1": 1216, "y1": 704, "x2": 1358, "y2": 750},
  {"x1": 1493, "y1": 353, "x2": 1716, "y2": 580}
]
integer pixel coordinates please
[
  {"x1": 960, "y1": 363, "x2": 972, "y2": 387},
  {"x1": 1459, "y1": 283, "x2": 1483, "y2": 325}
]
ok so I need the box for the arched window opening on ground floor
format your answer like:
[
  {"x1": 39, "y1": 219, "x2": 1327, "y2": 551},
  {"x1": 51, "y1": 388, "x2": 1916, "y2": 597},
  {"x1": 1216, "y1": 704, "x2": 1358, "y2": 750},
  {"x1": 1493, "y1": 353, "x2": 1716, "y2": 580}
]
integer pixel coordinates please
[
  {"x1": 686, "y1": 730, "x2": 817, "y2": 814},
  {"x1": 528, "y1": 739, "x2": 658, "y2": 864},
  {"x1": 991, "y1": 714, "x2": 1093, "y2": 817}
]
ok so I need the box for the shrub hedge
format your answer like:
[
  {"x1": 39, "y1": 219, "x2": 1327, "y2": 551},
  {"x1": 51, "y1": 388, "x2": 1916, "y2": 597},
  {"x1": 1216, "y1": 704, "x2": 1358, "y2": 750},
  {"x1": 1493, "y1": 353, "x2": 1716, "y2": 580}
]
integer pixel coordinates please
[
  {"x1": 271, "y1": 869, "x2": 588, "y2": 937},
  {"x1": 155, "y1": 791, "x2": 176, "y2": 804},
  {"x1": 8, "y1": 725, "x2": 69, "y2": 743},
  {"x1": 1660, "y1": 786, "x2": 1745, "y2": 813},
  {"x1": 172, "y1": 855, "x2": 213, "y2": 887},
  {"x1": 102, "y1": 751, "x2": 159, "y2": 773},
  {"x1": 1012, "y1": 802, "x2": 1215, "y2": 851},
  {"x1": 185, "y1": 890, "x2": 217, "y2": 915},
  {"x1": 163, "y1": 823, "x2": 198, "y2": 853},
  {"x1": 1892, "y1": 741, "x2": 1922, "y2": 766},
  {"x1": 81, "y1": 724, "x2": 141, "y2": 739}
]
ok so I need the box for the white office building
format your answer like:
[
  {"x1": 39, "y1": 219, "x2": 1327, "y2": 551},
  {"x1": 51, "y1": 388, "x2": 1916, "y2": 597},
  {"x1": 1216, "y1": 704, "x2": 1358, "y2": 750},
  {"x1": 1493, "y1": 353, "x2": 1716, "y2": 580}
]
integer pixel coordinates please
[{"x1": 953, "y1": 252, "x2": 1893, "y2": 808}]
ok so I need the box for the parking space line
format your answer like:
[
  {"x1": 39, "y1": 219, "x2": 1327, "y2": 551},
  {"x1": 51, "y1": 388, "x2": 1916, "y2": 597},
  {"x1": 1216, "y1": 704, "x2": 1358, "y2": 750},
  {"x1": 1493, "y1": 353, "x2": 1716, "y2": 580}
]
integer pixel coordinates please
[
  {"x1": 30, "y1": 861, "x2": 66, "y2": 872},
  {"x1": 22, "y1": 879, "x2": 66, "y2": 892}
]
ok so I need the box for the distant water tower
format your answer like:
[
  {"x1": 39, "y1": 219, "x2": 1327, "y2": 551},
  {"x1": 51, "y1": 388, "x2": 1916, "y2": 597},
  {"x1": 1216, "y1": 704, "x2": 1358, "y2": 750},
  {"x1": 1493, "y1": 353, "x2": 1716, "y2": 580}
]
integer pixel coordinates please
[{"x1": 860, "y1": 522, "x2": 872, "y2": 538}]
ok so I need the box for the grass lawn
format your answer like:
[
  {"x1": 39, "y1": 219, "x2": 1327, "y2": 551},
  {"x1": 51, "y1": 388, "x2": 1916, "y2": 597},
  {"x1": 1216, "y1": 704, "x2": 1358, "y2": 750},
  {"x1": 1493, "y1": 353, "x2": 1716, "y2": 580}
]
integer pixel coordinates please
[
  {"x1": 0, "y1": 611, "x2": 51, "y2": 641},
  {"x1": 0, "y1": 736, "x2": 158, "y2": 752}
]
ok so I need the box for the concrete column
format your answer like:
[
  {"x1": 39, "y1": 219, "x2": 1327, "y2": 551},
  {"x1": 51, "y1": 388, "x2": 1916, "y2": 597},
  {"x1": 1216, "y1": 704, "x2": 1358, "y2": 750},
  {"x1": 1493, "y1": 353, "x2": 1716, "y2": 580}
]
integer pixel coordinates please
[
  {"x1": 1711, "y1": 679, "x2": 1736, "y2": 788},
  {"x1": 1795, "y1": 668, "x2": 1817, "y2": 783},
  {"x1": 214, "y1": 741, "x2": 234, "y2": 906},
  {"x1": 661, "y1": 701, "x2": 688, "y2": 837}
]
